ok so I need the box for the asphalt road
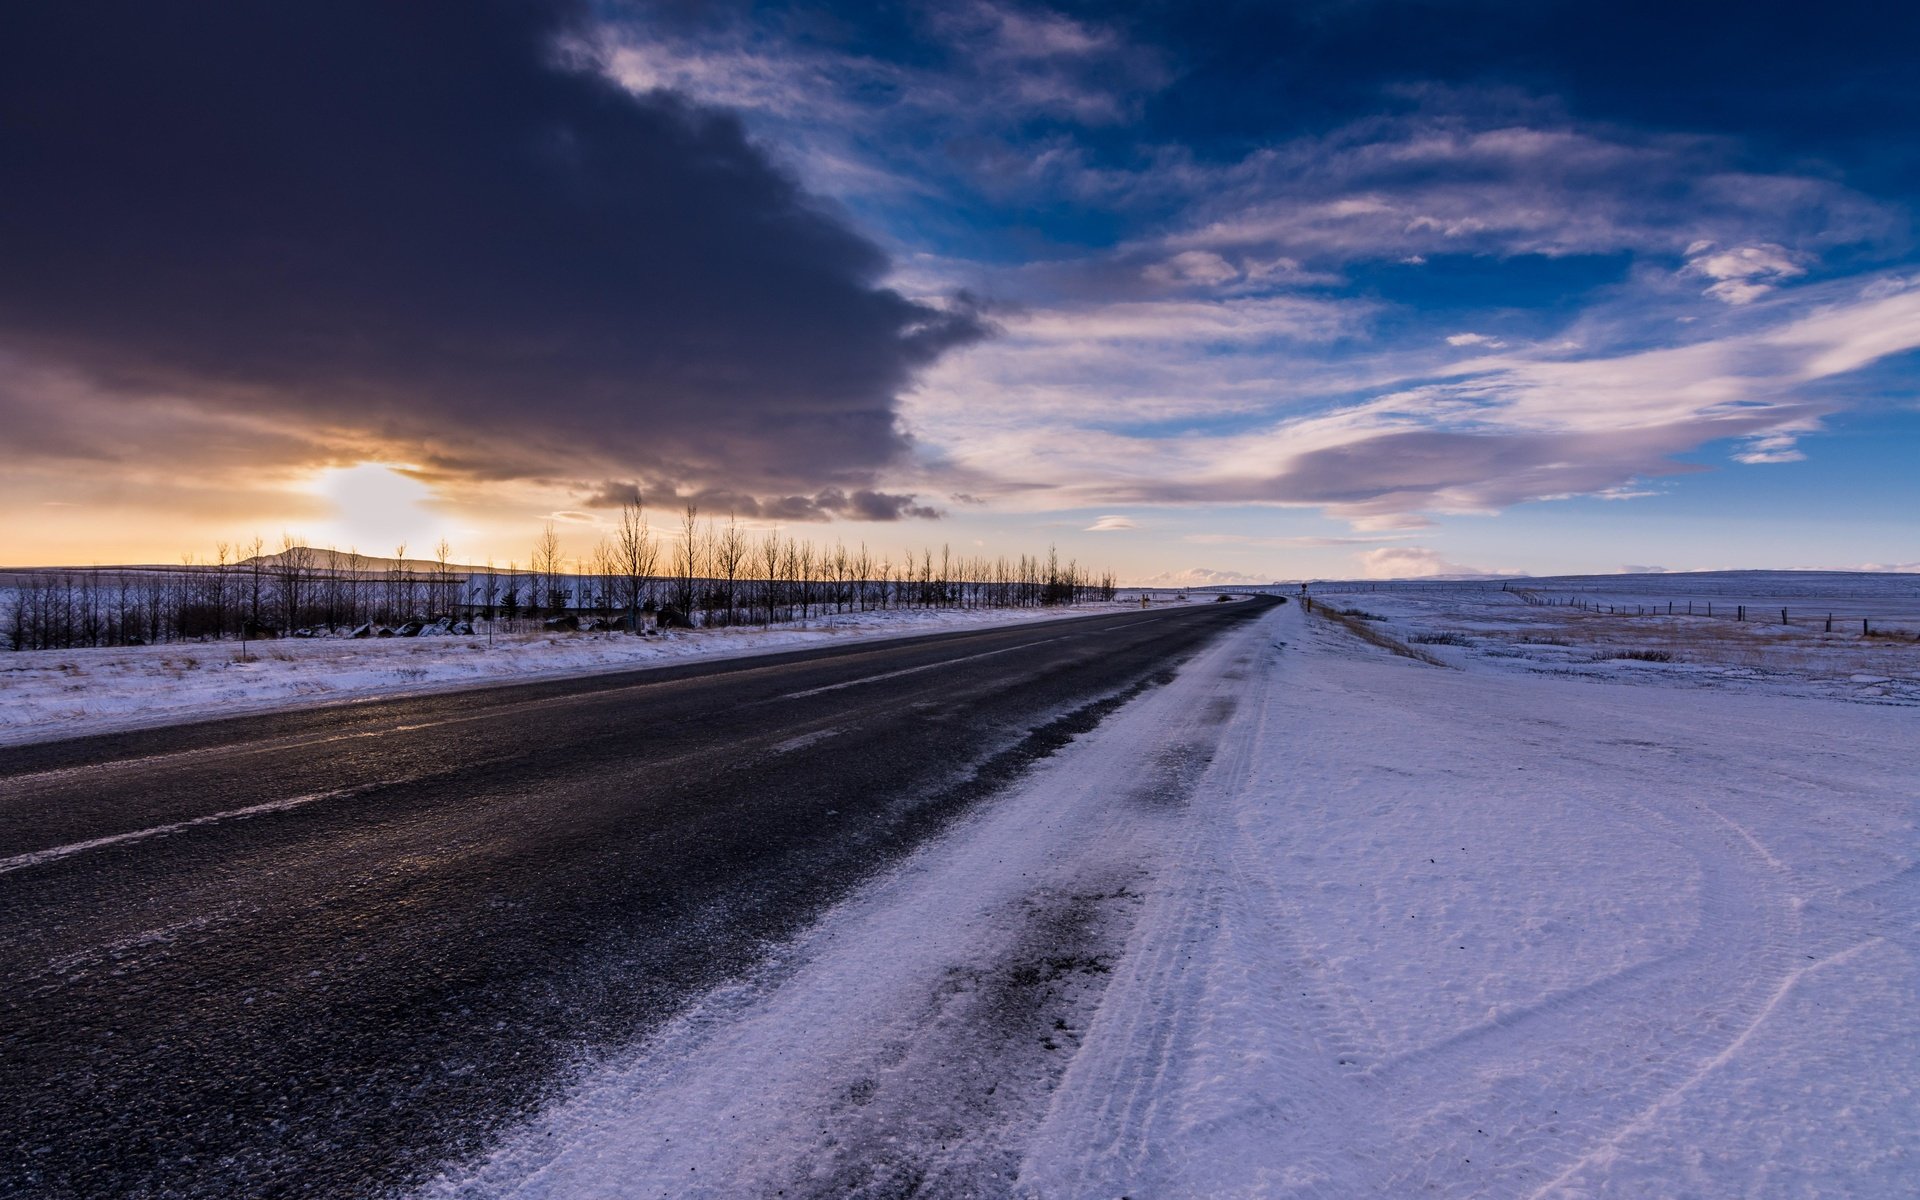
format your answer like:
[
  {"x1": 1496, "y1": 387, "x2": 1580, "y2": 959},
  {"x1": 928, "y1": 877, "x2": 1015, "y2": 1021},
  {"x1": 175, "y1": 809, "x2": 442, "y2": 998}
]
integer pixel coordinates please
[{"x1": 0, "y1": 598, "x2": 1275, "y2": 1199}]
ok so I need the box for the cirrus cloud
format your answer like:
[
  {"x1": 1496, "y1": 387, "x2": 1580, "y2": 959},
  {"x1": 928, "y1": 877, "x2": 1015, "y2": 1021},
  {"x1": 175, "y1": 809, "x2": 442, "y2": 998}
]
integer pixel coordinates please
[{"x1": 1358, "y1": 546, "x2": 1504, "y2": 579}]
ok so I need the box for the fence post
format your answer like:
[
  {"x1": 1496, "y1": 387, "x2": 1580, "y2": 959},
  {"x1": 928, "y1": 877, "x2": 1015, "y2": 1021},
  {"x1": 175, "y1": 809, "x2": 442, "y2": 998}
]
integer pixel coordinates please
[
  {"x1": 1781, "y1": 608, "x2": 1788, "y2": 625},
  {"x1": 1864, "y1": 618, "x2": 1871, "y2": 636},
  {"x1": 1737, "y1": 605, "x2": 1744, "y2": 622},
  {"x1": 1826, "y1": 613, "x2": 1833, "y2": 633}
]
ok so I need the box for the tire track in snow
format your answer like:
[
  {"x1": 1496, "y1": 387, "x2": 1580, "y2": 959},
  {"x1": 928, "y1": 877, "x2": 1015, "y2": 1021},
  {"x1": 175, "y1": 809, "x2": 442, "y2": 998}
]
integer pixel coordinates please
[
  {"x1": 1016, "y1": 620, "x2": 1285, "y2": 1195},
  {"x1": 1527, "y1": 937, "x2": 1886, "y2": 1199},
  {"x1": 1033, "y1": 601, "x2": 1822, "y2": 1198}
]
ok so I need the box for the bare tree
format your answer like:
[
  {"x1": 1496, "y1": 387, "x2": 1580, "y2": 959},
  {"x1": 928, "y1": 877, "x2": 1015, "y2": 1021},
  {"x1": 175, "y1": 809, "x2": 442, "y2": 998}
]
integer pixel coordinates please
[
  {"x1": 588, "y1": 539, "x2": 618, "y2": 621},
  {"x1": 797, "y1": 540, "x2": 817, "y2": 618},
  {"x1": 389, "y1": 543, "x2": 411, "y2": 624},
  {"x1": 480, "y1": 558, "x2": 499, "y2": 620},
  {"x1": 533, "y1": 522, "x2": 565, "y2": 615},
  {"x1": 345, "y1": 549, "x2": 368, "y2": 628},
  {"x1": 757, "y1": 529, "x2": 783, "y2": 625},
  {"x1": 319, "y1": 546, "x2": 343, "y2": 630},
  {"x1": 501, "y1": 561, "x2": 522, "y2": 622},
  {"x1": 673, "y1": 504, "x2": 699, "y2": 614},
  {"x1": 614, "y1": 499, "x2": 658, "y2": 632},
  {"x1": 273, "y1": 534, "x2": 314, "y2": 631},
  {"x1": 432, "y1": 537, "x2": 455, "y2": 618},
  {"x1": 242, "y1": 535, "x2": 267, "y2": 628},
  {"x1": 207, "y1": 540, "x2": 231, "y2": 637},
  {"x1": 714, "y1": 512, "x2": 746, "y2": 626}
]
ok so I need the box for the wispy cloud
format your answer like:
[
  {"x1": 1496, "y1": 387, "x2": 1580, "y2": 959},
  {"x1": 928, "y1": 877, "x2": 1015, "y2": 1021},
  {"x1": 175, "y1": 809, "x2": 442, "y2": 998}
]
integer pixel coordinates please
[
  {"x1": 1153, "y1": 118, "x2": 1900, "y2": 267},
  {"x1": 1136, "y1": 566, "x2": 1271, "y2": 587},
  {"x1": 1358, "y1": 546, "x2": 1503, "y2": 579},
  {"x1": 1684, "y1": 241, "x2": 1809, "y2": 304},
  {"x1": 1184, "y1": 532, "x2": 1407, "y2": 547},
  {"x1": 909, "y1": 274, "x2": 1920, "y2": 527}
]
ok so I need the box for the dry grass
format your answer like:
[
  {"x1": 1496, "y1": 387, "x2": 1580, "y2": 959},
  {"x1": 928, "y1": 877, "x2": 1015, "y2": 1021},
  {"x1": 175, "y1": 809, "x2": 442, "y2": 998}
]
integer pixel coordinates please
[
  {"x1": 1310, "y1": 604, "x2": 1449, "y2": 666},
  {"x1": 1491, "y1": 610, "x2": 1920, "y2": 679},
  {"x1": 1307, "y1": 583, "x2": 1920, "y2": 698}
]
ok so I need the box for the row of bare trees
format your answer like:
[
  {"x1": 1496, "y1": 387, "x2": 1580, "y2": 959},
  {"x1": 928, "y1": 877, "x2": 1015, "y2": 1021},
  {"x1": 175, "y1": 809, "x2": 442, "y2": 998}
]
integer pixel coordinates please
[
  {"x1": 541, "y1": 504, "x2": 1114, "y2": 629},
  {"x1": 5, "y1": 499, "x2": 1120, "y2": 650},
  {"x1": 4, "y1": 534, "x2": 471, "y2": 650}
]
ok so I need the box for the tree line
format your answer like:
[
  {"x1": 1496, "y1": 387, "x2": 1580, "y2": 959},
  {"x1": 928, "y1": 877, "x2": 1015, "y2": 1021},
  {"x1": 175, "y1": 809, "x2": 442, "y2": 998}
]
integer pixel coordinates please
[{"x1": 5, "y1": 502, "x2": 1118, "y2": 651}]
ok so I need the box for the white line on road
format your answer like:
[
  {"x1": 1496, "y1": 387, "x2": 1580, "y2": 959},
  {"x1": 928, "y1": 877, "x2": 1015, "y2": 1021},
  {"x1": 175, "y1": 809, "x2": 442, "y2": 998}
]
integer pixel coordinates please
[
  {"x1": 0, "y1": 785, "x2": 370, "y2": 876},
  {"x1": 775, "y1": 637, "x2": 1073, "y2": 700},
  {"x1": 768, "y1": 727, "x2": 844, "y2": 755}
]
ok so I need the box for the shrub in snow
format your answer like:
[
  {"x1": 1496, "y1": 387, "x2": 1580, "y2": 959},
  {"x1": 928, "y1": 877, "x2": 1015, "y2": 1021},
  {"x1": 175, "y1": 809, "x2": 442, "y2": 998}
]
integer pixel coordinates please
[{"x1": 655, "y1": 605, "x2": 694, "y2": 629}]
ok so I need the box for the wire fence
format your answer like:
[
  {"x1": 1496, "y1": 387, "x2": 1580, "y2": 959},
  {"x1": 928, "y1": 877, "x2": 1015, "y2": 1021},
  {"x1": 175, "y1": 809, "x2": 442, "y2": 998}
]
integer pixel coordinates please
[{"x1": 1507, "y1": 589, "x2": 1920, "y2": 640}]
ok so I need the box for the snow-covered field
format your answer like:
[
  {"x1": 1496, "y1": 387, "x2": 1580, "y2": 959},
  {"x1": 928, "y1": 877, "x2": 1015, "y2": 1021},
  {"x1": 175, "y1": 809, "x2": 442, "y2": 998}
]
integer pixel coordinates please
[
  {"x1": 423, "y1": 595, "x2": 1918, "y2": 1197},
  {"x1": 1304, "y1": 571, "x2": 1920, "y2": 707},
  {"x1": 0, "y1": 601, "x2": 1187, "y2": 746}
]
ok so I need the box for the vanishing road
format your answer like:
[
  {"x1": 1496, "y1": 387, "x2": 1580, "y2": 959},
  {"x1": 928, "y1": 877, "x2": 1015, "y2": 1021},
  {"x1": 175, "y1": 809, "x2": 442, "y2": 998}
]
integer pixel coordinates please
[{"x1": 0, "y1": 598, "x2": 1274, "y2": 1199}]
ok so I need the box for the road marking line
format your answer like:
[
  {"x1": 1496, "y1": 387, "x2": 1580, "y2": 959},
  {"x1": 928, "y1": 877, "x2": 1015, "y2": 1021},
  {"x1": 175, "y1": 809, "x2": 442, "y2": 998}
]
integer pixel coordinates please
[
  {"x1": 776, "y1": 637, "x2": 1072, "y2": 700},
  {"x1": 1, "y1": 729, "x2": 394, "y2": 787},
  {"x1": 0, "y1": 785, "x2": 369, "y2": 876},
  {"x1": 768, "y1": 727, "x2": 843, "y2": 755}
]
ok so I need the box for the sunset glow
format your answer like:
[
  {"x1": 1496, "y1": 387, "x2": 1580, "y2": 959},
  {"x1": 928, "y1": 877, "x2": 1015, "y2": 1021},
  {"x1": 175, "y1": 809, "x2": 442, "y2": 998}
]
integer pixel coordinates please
[
  {"x1": 309, "y1": 464, "x2": 441, "y2": 558},
  {"x1": 3, "y1": 2, "x2": 1915, "y2": 580}
]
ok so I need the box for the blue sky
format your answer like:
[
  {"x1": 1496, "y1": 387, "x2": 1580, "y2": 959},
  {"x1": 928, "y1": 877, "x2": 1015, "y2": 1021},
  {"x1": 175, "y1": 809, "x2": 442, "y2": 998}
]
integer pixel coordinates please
[
  {"x1": 584, "y1": 0, "x2": 1920, "y2": 580},
  {"x1": 2, "y1": 1, "x2": 1916, "y2": 579}
]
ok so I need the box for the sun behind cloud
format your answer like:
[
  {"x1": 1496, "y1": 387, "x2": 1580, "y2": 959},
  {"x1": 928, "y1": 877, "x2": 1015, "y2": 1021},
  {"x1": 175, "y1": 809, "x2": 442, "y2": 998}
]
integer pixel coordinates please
[{"x1": 311, "y1": 464, "x2": 440, "y2": 555}]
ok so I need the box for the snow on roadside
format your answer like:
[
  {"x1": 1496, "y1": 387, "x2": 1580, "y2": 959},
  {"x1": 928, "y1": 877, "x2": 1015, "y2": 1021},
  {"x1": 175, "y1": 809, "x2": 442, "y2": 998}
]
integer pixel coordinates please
[
  {"x1": 1026, "y1": 602, "x2": 1917, "y2": 1196},
  {"x1": 420, "y1": 596, "x2": 1264, "y2": 1199},
  {"x1": 0, "y1": 601, "x2": 1187, "y2": 747},
  {"x1": 426, "y1": 596, "x2": 1916, "y2": 1198}
]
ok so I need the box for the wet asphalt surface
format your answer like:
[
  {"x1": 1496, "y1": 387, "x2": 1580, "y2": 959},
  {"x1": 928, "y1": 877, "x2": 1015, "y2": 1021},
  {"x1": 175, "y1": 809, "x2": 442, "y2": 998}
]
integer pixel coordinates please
[{"x1": 0, "y1": 599, "x2": 1273, "y2": 1198}]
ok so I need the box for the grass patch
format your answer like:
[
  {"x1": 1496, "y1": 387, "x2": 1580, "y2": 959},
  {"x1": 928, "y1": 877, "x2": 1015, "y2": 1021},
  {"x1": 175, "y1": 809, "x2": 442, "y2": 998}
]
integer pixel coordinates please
[
  {"x1": 1309, "y1": 605, "x2": 1448, "y2": 667},
  {"x1": 1608, "y1": 649, "x2": 1674, "y2": 663},
  {"x1": 1410, "y1": 632, "x2": 1472, "y2": 647}
]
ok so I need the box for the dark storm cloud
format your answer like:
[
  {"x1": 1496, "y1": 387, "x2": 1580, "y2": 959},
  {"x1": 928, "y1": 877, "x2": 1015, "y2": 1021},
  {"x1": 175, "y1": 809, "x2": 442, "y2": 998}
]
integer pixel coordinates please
[
  {"x1": 0, "y1": 1, "x2": 984, "y2": 511},
  {"x1": 581, "y1": 480, "x2": 939, "y2": 521},
  {"x1": 581, "y1": 481, "x2": 647, "y2": 509}
]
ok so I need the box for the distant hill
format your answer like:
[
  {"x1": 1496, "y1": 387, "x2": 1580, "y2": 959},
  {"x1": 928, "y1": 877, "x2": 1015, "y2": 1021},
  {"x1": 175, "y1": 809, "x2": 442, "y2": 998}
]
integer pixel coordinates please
[{"x1": 237, "y1": 547, "x2": 500, "y2": 574}]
